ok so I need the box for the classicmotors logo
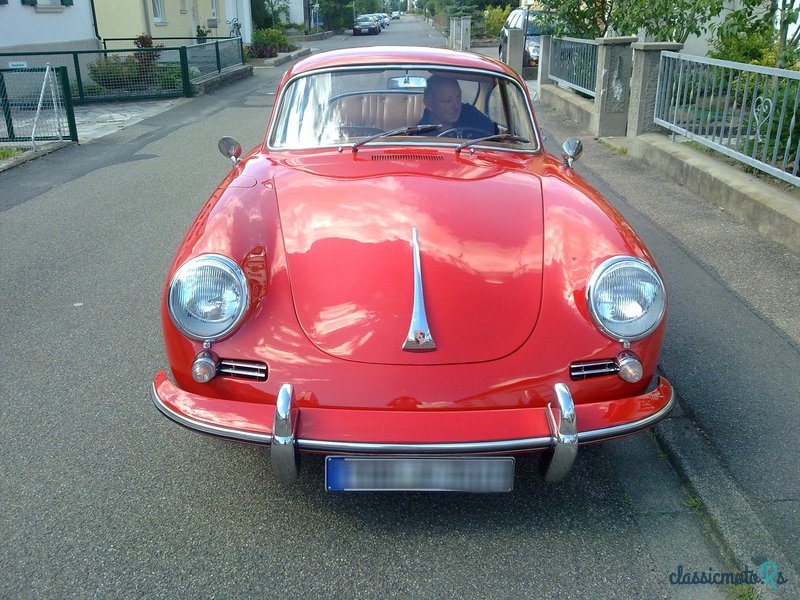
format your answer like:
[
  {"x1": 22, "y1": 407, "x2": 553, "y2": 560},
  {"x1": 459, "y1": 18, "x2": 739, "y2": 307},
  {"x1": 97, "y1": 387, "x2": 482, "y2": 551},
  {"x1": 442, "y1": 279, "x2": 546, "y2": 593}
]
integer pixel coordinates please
[{"x1": 669, "y1": 561, "x2": 789, "y2": 589}]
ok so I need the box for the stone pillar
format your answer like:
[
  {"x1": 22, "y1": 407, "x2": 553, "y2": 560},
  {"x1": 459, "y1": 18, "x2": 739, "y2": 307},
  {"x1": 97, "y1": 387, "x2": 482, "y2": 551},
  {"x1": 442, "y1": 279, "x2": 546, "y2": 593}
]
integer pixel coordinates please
[
  {"x1": 506, "y1": 27, "x2": 524, "y2": 75},
  {"x1": 628, "y1": 41, "x2": 683, "y2": 139},
  {"x1": 460, "y1": 16, "x2": 471, "y2": 52},
  {"x1": 449, "y1": 17, "x2": 458, "y2": 49},
  {"x1": 538, "y1": 35, "x2": 553, "y2": 85},
  {"x1": 592, "y1": 36, "x2": 637, "y2": 137}
]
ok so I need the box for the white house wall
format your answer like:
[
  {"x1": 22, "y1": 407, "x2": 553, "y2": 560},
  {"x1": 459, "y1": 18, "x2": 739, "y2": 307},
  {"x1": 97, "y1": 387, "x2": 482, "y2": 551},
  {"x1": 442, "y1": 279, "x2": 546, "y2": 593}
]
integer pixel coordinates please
[
  {"x1": 289, "y1": 0, "x2": 304, "y2": 28},
  {"x1": 0, "y1": 2, "x2": 98, "y2": 53},
  {"x1": 224, "y1": 0, "x2": 253, "y2": 43}
]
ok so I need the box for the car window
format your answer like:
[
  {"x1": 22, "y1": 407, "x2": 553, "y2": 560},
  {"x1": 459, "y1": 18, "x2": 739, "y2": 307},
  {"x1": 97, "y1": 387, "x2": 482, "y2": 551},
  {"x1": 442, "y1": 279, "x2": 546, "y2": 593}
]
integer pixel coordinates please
[{"x1": 269, "y1": 67, "x2": 539, "y2": 151}]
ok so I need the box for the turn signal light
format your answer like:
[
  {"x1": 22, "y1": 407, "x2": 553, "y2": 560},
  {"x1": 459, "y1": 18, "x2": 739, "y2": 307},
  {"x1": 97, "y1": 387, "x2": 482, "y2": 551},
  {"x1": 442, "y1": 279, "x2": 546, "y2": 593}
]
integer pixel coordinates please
[
  {"x1": 616, "y1": 353, "x2": 643, "y2": 383},
  {"x1": 192, "y1": 351, "x2": 218, "y2": 383}
]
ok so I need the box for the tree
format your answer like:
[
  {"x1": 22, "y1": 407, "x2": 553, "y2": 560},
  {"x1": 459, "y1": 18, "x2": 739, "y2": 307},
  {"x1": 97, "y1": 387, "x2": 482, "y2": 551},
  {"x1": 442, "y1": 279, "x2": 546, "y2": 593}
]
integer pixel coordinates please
[
  {"x1": 319, "y1": 0, "x2": 350, "y2": 29},
  {"x1": 613, "y1": 0, "x2": 723, "y2": 43},
  {"x1": 716, "y1": 0, "x2": 800, "y2": 68},
  {"x1": 250, "y1": 0, "x2": 291, "y2": 29},
  {"x1": 536, "y1": 0, "x2": 724, "y2": 42},
  {"x1": 535, "y1": 0, "x2": 614, "y2": 38}
]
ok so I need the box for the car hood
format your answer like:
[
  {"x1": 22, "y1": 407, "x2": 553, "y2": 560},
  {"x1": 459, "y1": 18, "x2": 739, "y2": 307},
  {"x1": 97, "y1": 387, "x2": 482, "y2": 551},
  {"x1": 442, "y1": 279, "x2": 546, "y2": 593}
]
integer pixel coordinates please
[{"x1": 273, "y1": 156, "x2": 544, "y2": 365}]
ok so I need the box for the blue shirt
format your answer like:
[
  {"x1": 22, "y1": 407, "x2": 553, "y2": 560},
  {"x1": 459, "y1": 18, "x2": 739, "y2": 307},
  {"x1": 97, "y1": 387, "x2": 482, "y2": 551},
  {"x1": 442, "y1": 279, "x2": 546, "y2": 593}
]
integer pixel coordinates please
[{"x1": 417, "y1": 104, "x2": 496, "y2": 136}]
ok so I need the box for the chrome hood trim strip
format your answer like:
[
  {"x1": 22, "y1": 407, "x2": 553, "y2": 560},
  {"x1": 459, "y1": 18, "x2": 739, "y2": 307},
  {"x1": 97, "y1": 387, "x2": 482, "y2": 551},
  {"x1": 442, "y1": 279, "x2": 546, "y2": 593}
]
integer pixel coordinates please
[{"x1": 402, "y1": 227, "x2": 436, "y2": 351}]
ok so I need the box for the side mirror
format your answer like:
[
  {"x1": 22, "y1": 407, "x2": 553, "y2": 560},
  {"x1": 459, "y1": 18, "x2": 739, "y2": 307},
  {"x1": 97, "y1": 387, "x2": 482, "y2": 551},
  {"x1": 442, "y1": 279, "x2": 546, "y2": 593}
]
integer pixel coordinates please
[
  {"x1": 218, "y1": 136, "x2": 242, "y2": 165},
  {"x1": 561, "y1": 138, "x2": 583, "y2": 168}
]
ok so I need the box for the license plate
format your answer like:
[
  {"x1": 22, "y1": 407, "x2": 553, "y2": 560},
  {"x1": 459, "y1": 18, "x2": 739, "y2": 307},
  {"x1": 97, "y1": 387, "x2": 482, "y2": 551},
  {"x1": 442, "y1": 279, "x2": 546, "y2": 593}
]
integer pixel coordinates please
[
  {"x1": 325, "y1": 456, "x2": 515, "y2": 492},
  {"x1": 360, "y1": 28, "x2": 369, "y2": 33}
]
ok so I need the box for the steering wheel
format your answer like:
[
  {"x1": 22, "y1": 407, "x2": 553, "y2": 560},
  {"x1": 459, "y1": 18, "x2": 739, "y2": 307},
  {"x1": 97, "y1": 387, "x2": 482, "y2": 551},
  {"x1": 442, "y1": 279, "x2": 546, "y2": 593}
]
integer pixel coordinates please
[{"x1": 436, "y1": 127, "x2": 491, "y2": 139}]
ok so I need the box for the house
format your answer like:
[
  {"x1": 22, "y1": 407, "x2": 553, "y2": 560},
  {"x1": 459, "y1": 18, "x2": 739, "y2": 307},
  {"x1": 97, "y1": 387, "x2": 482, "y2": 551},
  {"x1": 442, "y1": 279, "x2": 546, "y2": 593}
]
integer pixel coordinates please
[
  {"x1": 94, "y1": 0, "x2": 254, "y2": 44},
  {"x1": 0, "y1": 0, "x2": 99, "y2": 53},
  {"x1": 0, "y1": 0, "x2": 254, "y2": 55}
]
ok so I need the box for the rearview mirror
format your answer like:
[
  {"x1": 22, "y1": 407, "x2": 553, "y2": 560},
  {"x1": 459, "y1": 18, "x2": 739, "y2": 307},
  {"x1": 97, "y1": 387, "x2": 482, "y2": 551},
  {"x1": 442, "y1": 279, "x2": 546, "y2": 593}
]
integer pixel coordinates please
[
  {"x1": 218, "y1": 136, "x2": 242, "y2": 165},
  {"x1": 561, "y1": 138, "x2": 583, "y2": 168}
]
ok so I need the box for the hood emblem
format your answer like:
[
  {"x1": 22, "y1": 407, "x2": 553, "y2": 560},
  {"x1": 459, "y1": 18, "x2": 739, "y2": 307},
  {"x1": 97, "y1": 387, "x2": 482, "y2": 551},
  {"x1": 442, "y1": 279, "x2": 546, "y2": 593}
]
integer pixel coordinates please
[{"x1": 403, "y1": 227, "x2": 436, "y2": 352}]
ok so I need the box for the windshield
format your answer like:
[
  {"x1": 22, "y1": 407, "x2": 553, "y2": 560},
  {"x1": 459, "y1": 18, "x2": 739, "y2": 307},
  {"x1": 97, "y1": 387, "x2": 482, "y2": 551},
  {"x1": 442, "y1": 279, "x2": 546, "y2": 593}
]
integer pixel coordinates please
[
  {"x1": 268, "y1": 66, "x2": 539, "y2": 152},
  {"x1": 524, "y1": 12, "x2": 550, "y2": 36}
]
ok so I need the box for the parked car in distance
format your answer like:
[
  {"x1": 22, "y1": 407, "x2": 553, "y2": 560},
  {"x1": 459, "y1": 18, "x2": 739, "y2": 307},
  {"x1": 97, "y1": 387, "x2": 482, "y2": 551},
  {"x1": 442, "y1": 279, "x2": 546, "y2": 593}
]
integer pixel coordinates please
[
  {"x1": 371, "y1": 13, "x2": 387, "y2": 27},
  {"x1": 151, "y1": 46, "x2": 674, "y2": 493},
  {"x1": 353, "y1": 14, "x2": 380, "y2": 35},
  {"x1": 499, "y1": 8, "x2": 550, "y2": 68},
  {"x1": 391, "y1": 10, "x2": 400, "y2": 19}
]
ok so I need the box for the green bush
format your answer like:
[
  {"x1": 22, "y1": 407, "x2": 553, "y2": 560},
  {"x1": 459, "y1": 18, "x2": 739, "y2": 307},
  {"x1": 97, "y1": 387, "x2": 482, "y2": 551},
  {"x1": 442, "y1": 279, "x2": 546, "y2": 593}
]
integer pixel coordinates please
[
  {"x1": 710, "y1": 26, "x2": 777, "y2": 67},
  {"x1": 250, "y1": 28, "x2": 298, "y2": 58},
  {"x1": 252, "y1": 27, "x2": 297, "y2": 50},
  {"x1": 484, "y1": 5, "x2": 511, "y2": 39},
  {"x1": 158, "y1": 65, "x2": 183, "y2": 90},
  {"x1": 88, "y1": 56, "x2": 139, "y2": 90}
]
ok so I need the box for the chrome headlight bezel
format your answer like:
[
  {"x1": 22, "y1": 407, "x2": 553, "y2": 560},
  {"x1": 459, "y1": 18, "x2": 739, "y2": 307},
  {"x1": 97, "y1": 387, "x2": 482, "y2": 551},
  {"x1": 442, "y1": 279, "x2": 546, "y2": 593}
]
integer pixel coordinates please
[
  {"x1": 586, "y1": 256, "x2": 666, "y2": 342},
  {"x1": 167, "y1": 254, "x2": 248, "y2": 342}
]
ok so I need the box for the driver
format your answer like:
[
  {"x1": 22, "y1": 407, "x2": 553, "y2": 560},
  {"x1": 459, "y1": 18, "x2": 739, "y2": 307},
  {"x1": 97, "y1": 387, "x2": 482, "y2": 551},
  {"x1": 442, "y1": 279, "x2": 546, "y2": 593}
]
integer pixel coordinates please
[{"x1": 417, "y1": 75, "x2": 496, "y2": 136}]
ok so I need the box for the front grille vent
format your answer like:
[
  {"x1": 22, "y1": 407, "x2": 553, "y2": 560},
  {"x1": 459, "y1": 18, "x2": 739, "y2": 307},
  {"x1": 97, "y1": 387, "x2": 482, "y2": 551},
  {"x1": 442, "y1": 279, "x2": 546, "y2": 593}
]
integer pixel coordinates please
[
  {"x1": 372, "y1": 153, "x2": 443, "y2": 162},
  {"x1": 570, "y1": 359, "x2": 618, "y2": 381},
  {"x1": 218, "y1": 359, "x2": 268, "y2": 381}
]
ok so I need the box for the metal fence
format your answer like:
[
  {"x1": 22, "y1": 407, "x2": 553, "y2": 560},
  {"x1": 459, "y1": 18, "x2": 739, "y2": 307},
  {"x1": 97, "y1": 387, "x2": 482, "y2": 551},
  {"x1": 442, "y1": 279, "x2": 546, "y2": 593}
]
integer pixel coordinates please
[
  {"x1": 655, "y1": 51, "x2": 800, "y2": 186},
  {"x1": 549, "y1": 37, "x2": 598, "y2": 98},
  {"x1": 103, "y1": 37, "x2": 243, "y2": 79},
  {"x1": 0, "y1": 38, "x2": 243, "y2": 104},
  {"x1": 0, "y1": 66, "x2": 78, "y2": 149}
]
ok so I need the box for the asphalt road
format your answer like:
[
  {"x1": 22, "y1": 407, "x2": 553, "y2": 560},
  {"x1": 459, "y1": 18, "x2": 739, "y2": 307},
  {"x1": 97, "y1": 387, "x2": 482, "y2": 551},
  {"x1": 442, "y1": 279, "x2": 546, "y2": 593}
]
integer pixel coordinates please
[{"x1": 2, "y1": 17, "x2": 791, "y2": 599}]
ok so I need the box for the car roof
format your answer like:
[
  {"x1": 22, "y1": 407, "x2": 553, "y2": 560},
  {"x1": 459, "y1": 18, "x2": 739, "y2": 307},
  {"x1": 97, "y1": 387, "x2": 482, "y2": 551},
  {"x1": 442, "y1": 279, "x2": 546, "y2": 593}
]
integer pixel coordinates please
[{"x1": 286, "y1": 46, "x2": 517, "y2": 79}]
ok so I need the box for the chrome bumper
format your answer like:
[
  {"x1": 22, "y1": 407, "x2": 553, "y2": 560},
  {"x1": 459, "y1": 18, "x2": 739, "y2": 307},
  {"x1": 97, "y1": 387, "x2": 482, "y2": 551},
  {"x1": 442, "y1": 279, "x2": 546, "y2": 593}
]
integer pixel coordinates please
[{"x1": 151, "y1": 380, "x2": 675, "y2": 484}]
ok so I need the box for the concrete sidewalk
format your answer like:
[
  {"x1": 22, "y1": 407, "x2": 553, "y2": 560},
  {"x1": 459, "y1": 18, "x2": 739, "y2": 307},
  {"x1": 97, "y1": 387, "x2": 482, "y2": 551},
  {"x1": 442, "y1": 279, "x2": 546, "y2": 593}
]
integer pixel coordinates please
[
  {"x1": 532, "y1": 90, "x2": 799, "y2": 595},
  {"x1": 0, "y1": 98, "x2": 185, "y2": 173}
]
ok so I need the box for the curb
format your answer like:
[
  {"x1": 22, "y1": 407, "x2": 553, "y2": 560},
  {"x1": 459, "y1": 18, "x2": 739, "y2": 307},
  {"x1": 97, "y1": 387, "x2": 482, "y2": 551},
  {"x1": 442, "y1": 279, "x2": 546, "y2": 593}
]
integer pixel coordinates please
[
  {"x1": 190, "y1": 64, "x2": 253, "y2": 96},
  {"x1": 288, "y1": 30, "x2": 336, "y2": 42},
  {"x1": 260, "y1": 48, "x2": 312, "y2": 68},
  {"x1": 0, "y1": 141, "x2": 71, "y2": 175},
  {"x1": 655, "y1": 399, "x2": 798, "y2": 597},
  {"x1": 631, "y1": 134, "x2": 800, "y2": 256}
]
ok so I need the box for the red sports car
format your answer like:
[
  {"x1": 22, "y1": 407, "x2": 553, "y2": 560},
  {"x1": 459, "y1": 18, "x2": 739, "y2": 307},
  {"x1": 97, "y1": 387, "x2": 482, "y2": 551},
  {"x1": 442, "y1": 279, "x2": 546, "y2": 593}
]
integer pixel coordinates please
[{"x1": 151, "y1": 46, "x2": 673, "y2": 492}]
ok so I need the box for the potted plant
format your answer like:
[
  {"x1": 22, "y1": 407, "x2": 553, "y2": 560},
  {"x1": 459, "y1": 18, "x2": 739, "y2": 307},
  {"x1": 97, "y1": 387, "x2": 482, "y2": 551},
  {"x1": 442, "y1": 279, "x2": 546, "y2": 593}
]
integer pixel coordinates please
[{"x1": 196, "y1": 25, "x2": 211, "y2": 42}]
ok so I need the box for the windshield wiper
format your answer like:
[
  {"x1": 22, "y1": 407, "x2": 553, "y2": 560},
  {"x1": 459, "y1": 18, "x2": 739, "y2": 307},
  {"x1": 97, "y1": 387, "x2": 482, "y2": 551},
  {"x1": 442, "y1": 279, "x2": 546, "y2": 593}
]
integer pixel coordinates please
[
  {"x1": 455, "y1": 134, "x2": 530, "y2": 154},
  {"x1": 348, "y1": 124, "x2": 442, "y2": 152}
]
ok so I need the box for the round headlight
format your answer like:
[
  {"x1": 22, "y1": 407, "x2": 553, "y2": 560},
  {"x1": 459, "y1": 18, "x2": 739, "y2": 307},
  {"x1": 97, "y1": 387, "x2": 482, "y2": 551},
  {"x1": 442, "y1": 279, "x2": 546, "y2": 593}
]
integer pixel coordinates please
[
  {"x1": 167, "y1": 254, "x2": 248, "y2": 341},
  {"x1": 587, "y1": 256, "x2": 666, "y2": 341}
]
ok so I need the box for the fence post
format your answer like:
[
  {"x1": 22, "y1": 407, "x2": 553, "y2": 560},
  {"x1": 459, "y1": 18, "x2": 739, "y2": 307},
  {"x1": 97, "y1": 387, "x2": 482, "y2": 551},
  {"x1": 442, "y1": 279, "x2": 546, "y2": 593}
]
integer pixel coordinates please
[
  {"x1": 179, "y1": 46, "x2": 192, "y2": 97},
  {"x1": 506, "y1": 27, "x2": 524, "y2": 75},
  {"x1": 0, "y1": 72, "x2": 15, "y2": 141},
  {"x1": 538, "y1": 35, "x2": 553, "y2": 85},
  {"x1": 215, "y1": 41, "x2": 222, "y2": 73},
  {"x1": 56, "y1": 66, "x2": 78, "y2": 142},
  {"x1": 460, "y1": 16, "x2": 471, "y2": 51},
  {"x1": 592, "y1": 36, "x2": 637, "y2": 137},
  {"x1": 72, "y1": 52, "x2": 85, "y2": 103},
  {"x1": 627, "y1": 41, "x2": 683, "y2": 141}
]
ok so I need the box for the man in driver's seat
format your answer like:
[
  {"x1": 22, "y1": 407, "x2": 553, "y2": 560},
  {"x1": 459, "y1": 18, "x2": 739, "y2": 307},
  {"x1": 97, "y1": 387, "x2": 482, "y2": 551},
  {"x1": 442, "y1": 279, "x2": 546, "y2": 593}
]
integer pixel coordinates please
[{"x1": 418, "y1": 75, "x2": 496, "y2": 137}]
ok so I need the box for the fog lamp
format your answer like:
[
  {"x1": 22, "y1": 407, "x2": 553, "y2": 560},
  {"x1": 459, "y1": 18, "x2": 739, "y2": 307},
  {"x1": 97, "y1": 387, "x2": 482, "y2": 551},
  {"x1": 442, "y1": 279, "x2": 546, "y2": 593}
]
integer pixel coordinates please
[
  {"x1": 616, "y1": 353, "x2": 643, "y2": 383},
  {"x1": 192, "y1": 351, "x2": 218, "y2": 383}
]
